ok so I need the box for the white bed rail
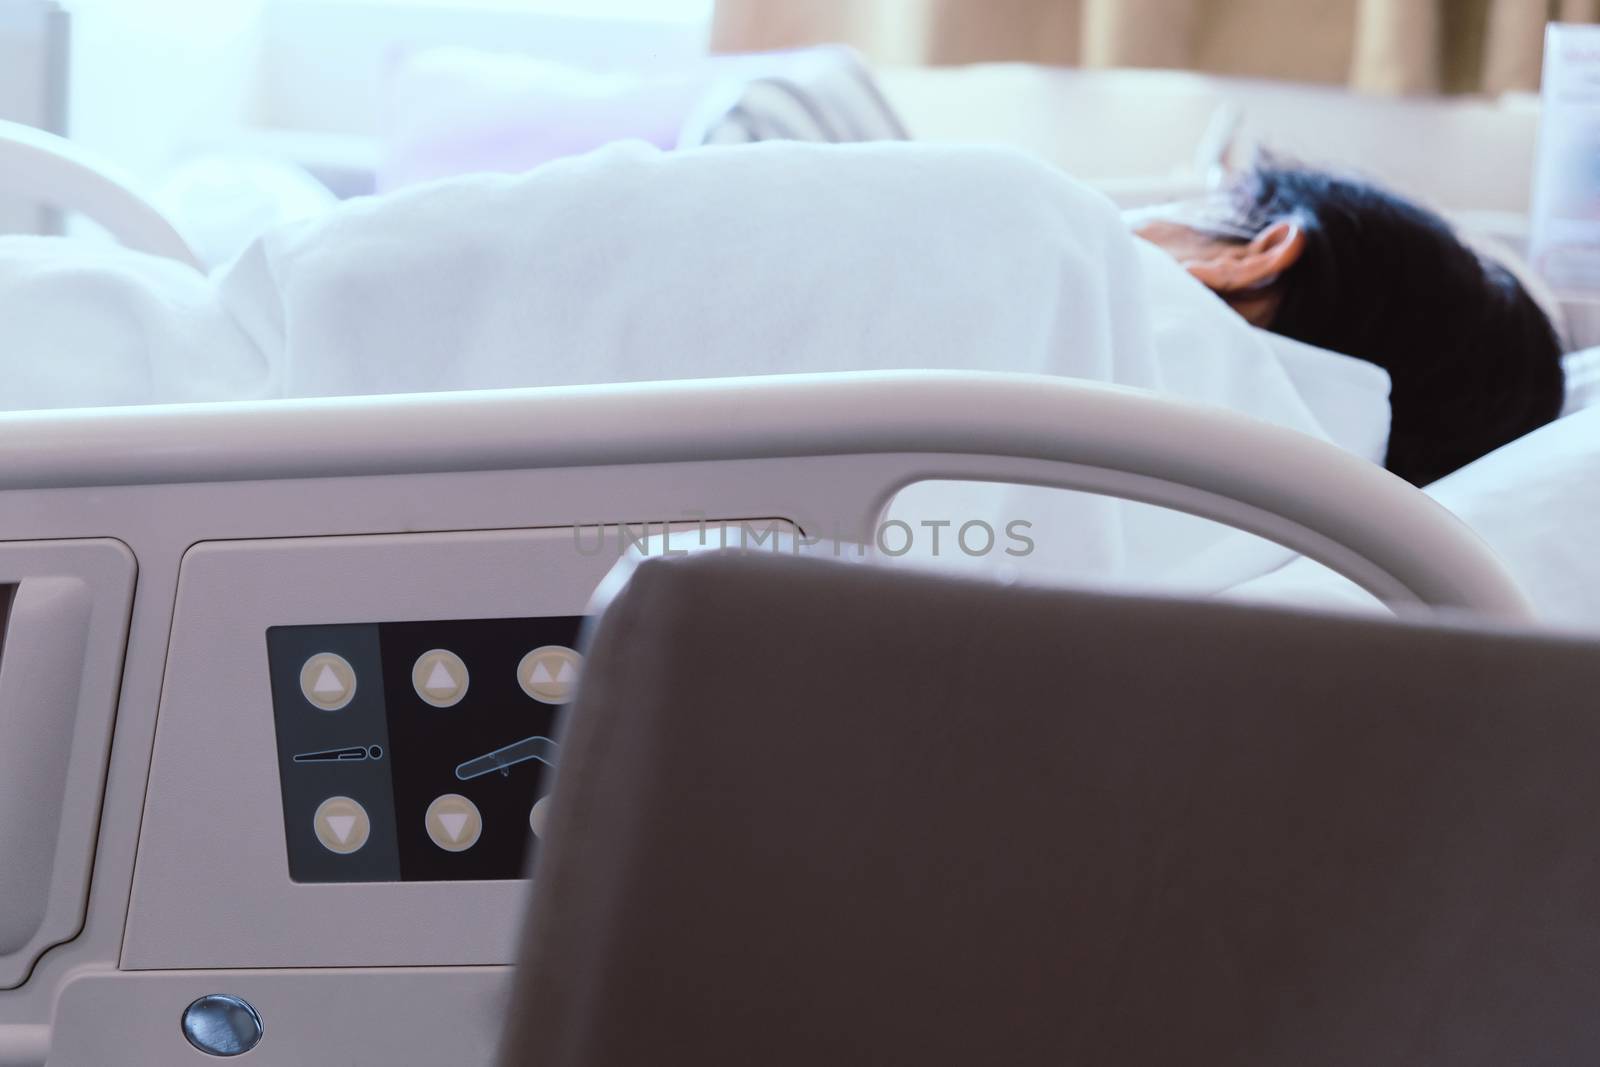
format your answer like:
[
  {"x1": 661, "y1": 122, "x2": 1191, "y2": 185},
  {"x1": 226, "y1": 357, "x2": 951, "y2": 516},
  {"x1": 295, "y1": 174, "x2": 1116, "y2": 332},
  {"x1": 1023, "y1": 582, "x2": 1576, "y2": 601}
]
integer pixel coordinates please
[
  {"x1": 0, "y1": 371, "x2": 1533, "y2": 621},
  {"x1": 0, "y1": 118, "x2": 199, "y2": 268}
]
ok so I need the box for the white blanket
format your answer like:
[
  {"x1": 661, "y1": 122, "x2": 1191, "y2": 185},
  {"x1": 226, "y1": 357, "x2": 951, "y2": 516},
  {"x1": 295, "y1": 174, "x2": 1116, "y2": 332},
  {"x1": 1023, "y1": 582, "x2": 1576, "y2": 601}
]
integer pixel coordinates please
[{"x1": 0, "y1": 141, "x2": 1390, "y2": 588}]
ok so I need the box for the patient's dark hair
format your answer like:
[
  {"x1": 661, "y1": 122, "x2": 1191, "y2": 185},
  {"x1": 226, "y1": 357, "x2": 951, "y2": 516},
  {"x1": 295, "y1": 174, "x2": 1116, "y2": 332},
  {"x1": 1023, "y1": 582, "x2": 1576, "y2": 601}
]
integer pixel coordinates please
[{"x1": 1226, "y1": 160, "x2": 1564, "y2": 486}]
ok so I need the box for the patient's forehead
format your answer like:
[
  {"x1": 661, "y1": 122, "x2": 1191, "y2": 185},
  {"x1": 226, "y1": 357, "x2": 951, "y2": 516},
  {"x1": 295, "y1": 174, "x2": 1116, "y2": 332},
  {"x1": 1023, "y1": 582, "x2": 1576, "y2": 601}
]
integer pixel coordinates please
[
  {"x1": 1125, "y1": 216, "x2": 1253, "y2": 274},
  {"x1": 1126, "y1": 219, "x2": 1231, "y2": 254},
  {"x1": 1121, "y1": 198, "x2": 1257, "y2": 242}
]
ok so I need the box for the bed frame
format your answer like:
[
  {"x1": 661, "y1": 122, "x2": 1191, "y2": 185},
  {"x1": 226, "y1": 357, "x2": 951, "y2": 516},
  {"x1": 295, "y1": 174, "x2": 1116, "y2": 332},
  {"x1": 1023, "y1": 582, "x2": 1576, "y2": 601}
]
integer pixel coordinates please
[{"x1": 0, "y1": 373, "x2": 1531, "y2": 1065}]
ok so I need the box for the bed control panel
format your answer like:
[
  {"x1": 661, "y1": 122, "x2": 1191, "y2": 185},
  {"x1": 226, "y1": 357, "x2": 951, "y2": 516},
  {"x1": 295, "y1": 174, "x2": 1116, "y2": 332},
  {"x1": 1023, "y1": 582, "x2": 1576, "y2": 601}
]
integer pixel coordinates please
[{"x1": 267, "y1": 615, "x2": 585, "y2": 883}]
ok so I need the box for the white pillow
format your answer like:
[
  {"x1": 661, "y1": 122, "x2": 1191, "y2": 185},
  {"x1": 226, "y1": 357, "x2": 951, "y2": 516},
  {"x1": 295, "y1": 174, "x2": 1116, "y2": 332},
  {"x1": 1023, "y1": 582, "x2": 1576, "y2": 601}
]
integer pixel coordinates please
[
  {"x1": 1562, "y1": 346, "x2": 1600, "y2": 416},
  {"x1": 1227, "y1": 402, "x2": 1600, "y2": 633}
]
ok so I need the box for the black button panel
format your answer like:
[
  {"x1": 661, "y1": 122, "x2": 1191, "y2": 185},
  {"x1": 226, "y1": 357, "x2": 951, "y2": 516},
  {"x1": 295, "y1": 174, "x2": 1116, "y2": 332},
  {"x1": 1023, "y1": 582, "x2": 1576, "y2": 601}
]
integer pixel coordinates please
[{"x1": 266, "y1": 615, "x2": 586, "y2": 883}]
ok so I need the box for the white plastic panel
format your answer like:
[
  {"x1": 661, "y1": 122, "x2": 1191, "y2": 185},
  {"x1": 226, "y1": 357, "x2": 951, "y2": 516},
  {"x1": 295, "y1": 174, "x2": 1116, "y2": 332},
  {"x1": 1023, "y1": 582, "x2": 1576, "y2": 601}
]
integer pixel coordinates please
[
  {"x1": 48, "y1": 967, "x2": 509, "y2": 1066},
  {"x1": 124, "y1": 522, "x2": 787, "y2": 971},
  {"x1": 0, "y1": 539, "x2": 135, "y2": 990}
]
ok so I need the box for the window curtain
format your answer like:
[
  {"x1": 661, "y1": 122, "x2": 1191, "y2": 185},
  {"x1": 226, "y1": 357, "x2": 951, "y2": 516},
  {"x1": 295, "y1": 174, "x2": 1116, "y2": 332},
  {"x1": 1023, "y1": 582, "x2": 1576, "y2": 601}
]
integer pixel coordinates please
[{"x1": 710, "y1": 0, "x2": 1600, "y2": 94}]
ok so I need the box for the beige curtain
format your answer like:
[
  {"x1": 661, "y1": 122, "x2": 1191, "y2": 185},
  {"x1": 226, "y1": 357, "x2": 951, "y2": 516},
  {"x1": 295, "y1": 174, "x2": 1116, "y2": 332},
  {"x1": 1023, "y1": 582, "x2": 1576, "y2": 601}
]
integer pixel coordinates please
[{"x1": 711, "y1": 0, "x2": 1600, "y2": 94}]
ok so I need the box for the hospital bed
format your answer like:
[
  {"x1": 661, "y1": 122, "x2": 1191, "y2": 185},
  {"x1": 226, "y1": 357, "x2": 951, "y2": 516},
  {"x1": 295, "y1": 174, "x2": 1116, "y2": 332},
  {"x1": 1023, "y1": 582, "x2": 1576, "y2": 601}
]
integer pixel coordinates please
[
  {"x1": 0, "y1": 367, "x2": 1534, "y2": 1067},
  {"x1": 0, "y1": 104, "x2": 1555, "y2": 1066}
]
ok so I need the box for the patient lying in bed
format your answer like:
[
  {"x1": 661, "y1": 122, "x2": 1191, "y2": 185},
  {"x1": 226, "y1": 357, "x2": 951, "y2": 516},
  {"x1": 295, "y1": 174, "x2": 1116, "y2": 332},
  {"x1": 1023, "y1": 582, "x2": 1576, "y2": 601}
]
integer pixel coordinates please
[
  {"x1": 2, "y1": 138, "x2": 1380, "y2": 445},
  {"x1": 0, "y1": 139, "x2": 1565, "y2": 591},
  {"x1": 1129, "y1": 160, "x2": 1565, "y2": 486},
  {"x1": 0, "y1": 140, "x2": 1559, "y2": 490}
]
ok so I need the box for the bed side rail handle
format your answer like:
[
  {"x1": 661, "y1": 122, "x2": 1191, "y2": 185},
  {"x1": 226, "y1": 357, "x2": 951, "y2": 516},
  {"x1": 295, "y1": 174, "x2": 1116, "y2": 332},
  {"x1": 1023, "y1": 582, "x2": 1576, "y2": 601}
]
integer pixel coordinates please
[{"x1": 0, "y1": 578, "x2": 92, "y2": 961}]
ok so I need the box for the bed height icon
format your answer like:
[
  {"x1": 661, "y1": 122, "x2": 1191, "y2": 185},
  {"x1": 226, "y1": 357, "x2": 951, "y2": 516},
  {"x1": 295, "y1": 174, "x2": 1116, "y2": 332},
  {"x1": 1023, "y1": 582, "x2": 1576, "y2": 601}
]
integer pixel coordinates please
[{"x1": 293, "y1": 744, "x2": 383, "y2": 763}]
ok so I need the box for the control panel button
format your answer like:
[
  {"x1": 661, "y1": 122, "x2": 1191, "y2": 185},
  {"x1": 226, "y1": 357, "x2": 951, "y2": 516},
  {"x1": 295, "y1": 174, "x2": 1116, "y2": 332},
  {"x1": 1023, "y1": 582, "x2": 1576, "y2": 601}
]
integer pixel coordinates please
[
  {"x1": 299, "y1": 652, "x2": 357, "y2": 711},
  {"x1": 313, "y1": 796, "x2": 370, "y2": 854},
  {"x1": 529, "y1": 795, "x2": 550, "y2": 838},
  {"x1": 425, "y1": 793, "x2": 482, "y2": 852},
  {"x1": 182, "y1": 994, "x2": 264, "y2": 1057},
  {"x1": 411, "y1": 648, "x2": 469, "y2": 708},
  {"x1": 518, "y1": 645, "x2": 582, "y2": 705}
]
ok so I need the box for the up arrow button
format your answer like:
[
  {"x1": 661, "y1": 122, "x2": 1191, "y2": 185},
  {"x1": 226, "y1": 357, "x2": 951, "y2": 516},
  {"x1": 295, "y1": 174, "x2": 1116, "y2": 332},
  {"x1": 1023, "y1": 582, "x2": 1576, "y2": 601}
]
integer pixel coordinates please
[
  {"x1": 299, "y1": 653, "x2": 357, "y2": 711},
  {"x1": 412, "y1": 649, "x2": 470, "y2": 708}
]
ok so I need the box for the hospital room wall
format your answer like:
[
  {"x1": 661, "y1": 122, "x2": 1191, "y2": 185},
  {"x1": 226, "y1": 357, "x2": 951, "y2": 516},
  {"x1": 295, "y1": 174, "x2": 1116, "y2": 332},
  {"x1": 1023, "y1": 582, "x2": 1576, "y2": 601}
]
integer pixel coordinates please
[
  {"x1": 63, "y1": 0, "x2": 267, "y2": 181},
  {"x1": 256, "y1": 0, "x2": 711, "y2": 137},
  {"x1": 51, "y1": 0, "x2": 711, "y2": 188}
]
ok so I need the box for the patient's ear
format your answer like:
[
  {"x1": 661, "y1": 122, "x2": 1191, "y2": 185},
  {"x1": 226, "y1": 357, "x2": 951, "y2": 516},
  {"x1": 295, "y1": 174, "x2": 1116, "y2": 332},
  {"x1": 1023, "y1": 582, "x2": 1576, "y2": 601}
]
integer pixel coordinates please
[{"x1": 1186, "y1": 221, "x2": 1305, "y2": 294}]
